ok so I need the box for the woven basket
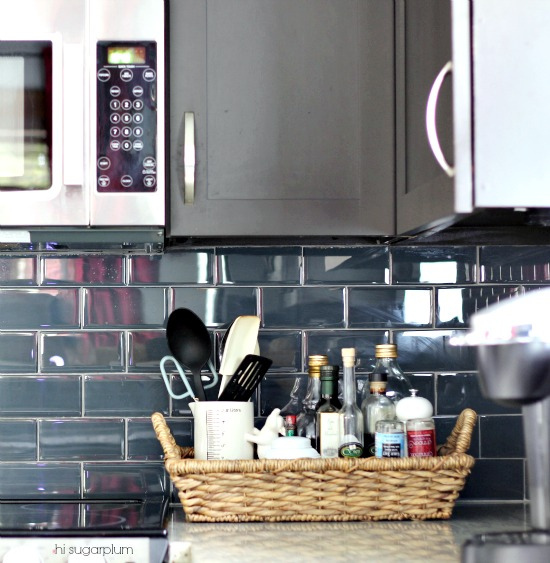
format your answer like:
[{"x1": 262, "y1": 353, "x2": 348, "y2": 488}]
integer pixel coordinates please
[{"x1": 152, "y1": 408, "x2": 476, "y2": 523}]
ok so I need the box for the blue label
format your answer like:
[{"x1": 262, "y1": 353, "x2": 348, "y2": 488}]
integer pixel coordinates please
[{"x1": 375, "y1": 432, "x2": 405, "y2": 458}]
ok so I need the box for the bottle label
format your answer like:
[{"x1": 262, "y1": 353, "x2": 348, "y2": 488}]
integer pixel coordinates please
[
  {"x1": 407, "y1": 429, "x2": 436, "y2": 457},
  {"x1": 375, "y1": 432, "x2": 405, "y2": 458},
  {"x1": 318, "y1": 412, "x2": 340, "y2": 458},
  {"x1": 338, "y1": 441, "x2": 364, "y2": 458}
]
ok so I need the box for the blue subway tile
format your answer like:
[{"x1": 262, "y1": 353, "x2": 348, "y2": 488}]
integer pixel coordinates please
[
  {"x1": 0, "y1": 376, "x2": 81, "y2": 417},
  {"x1": 263, "y1": 287, "x2": 345, "y2": 328},
  {"x1": 218, "y1": 247, "x2": 301, "y2": 285},
  {"x1": 437, "y1": 373, "x2": 520, "y2": 416},
  {"x1": 83, "y1": 462, "x2": 166, "y2": 499},
  {"x1": 349, "y1": 287, "x2": 433, "y2": 328},
  {"x1": 460, "y1": 459, "x2": 524, "y2": 501},
  {"x1": 84, "y1": 375, "x2": 169, "y2": 416},
  {"x1": 39, "y1": 419, "x2": 125, "y2": 461},
  {"x1": 0, "y1": 288, "x2": 79, "y2": 329},
  {"x1": 257, "y1": 330, "x2": 302, "y2": 372},
  {"x1": 392, "y1": 246, "x2": 477, "y2": 284},
  {"x1": 479, "y1": 415, "x2": 525, "y2": 458},
  {"x1": 128, "y1": 418, "x2": 192, "y2": 460},
  {"x1": 130, "y1": 250, "x2": 214, "y2": 284},
  {"x1": 173, "y1": 287, "x2": 258, "y2": 326},
  {"x1": 0, "y1": 463, "x2": 81, "y2": 499},
  {"x1": 41, "y1": 331, "x2": 124, "y2": 372},
  {"x1": 0, "y1": 420, "x2": 37, "y2": 460},
  {"x1": 304, "y1": 246, "x2": 389, "y2": 284},
  {"x1": 480, "y1": 246, "x2": 550, "y2": 283},
  {"x1": 0, "y1": 256, "x2": 37, "y2": 285},
  {"x1": 128, "y1": 330, "x2": 170, "y2": 372},
  {"x1": 394, "y1": 330, "x2": 476, "y2": 372},
  {"x1": 42, "y1": 255, "x2": 125, "y2": 285},
  {"x1": 0, "y1": 332, "x2": 37, "y2": 373},
  {"x1": 306, "y1": 330, "x2": 389, "y2": 372},
  {"x1": 84, "y1": 287, "x2": 166, "y2": 328},
  {"x1": 260, "y1": 374, "x2": 307, "y2": 416}
]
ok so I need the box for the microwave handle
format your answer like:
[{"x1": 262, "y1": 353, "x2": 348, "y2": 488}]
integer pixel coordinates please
[
  {"x1": 183, "y1": 111, "x2": 195, "y2": 204},
  {"x1": 63, "y1": 44, "x2": 84, "y2": 186}
]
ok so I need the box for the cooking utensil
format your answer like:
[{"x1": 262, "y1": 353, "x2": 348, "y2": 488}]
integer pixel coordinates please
[
  {"x1": 218, "y1": 315, "x2": 261, "y2": 397},
  {"x1": 218, "y1": 354, "x2": 272, "y2": 401},
  {"x1": 163, "y1": 308, "x2": 215, "y2": 401}
]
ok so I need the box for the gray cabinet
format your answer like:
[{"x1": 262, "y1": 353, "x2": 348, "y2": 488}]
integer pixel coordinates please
[{"x1": 168, "y1": 0, "x2": 394, "y2": 237}]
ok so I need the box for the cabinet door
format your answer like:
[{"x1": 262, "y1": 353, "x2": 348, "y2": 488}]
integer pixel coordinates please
[
  {"x1": 169, "y1": 0, "x2": 394, "y2": 237},
  {"x1": 395, "y1": 0, "x2": 455, "y2": 234}
]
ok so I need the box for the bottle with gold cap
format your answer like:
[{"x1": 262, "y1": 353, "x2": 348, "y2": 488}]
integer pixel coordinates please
[
  {"x1": 370, "y1": 344, "x2": 412, "y2": 404},
  {"x1": 296, "y1": 354, "x2": 328, "y2": 447}
]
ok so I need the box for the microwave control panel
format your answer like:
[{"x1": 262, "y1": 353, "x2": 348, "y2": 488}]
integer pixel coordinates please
[{"x1": 96, "y1": 41, "x2": 157, "y2": 193}]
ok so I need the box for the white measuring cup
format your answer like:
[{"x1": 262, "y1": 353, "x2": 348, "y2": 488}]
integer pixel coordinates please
[{"x1": 189, "y1": 401, "x2": 254, "y2": 460}]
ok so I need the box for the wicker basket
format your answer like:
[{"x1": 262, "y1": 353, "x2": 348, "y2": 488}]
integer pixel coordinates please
[{"x1": 152, "y1": 408, "x2": 476, "y2": 523}]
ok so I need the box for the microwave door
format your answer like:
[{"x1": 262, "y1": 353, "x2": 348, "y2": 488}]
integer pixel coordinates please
[{"x1": 0, "y1": 29, "x2": 88, "y2": 226}]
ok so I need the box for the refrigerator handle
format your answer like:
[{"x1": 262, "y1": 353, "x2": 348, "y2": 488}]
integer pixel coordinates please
[{"x1": 183, "y1": 111, "x2": 195, "y2": 204}]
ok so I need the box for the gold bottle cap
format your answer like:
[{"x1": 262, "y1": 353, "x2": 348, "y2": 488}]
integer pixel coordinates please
[
  {"x1": 308, "y1": 354, "x2": 328, "y2": 378},
  {"x1": 375, "y1": 344, "x2": 397, "y2": 358}
]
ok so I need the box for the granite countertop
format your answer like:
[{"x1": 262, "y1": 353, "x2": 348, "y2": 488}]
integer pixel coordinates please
[{"x1": 165, "y1": 503, "x2": 531, "y2": 563}]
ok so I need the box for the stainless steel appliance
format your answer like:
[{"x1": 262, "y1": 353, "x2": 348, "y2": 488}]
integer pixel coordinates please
[
  {"x1": 456, "y1": 288, "x2": 550, "y2": 562},
  {"x1": 0, "y1": 500, "x2": 169, "y2": 562},
  {"x1": 0, "y1": 0, "x2": 165, "y2": 250}
]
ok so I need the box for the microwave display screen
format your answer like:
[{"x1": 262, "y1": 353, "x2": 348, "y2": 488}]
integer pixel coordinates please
[{"x1": 107, "y1": 46, "x2": 146, "y2": 65}]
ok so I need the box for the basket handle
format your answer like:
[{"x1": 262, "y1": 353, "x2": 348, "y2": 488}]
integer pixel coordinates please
[
  {"x1": 438, "y1": 408, "x2": 477, "y2": 456},
  {"x1": 151, "y1": 412, "x2": 183, "y2": 460}
]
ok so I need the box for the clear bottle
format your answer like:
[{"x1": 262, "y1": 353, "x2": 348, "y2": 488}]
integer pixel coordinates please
[
  {"x1": 296, "y1": 354, "x2": 328, "y2": 446},
  {"x1": 371, "y1": 344, "x2": 412, "y2": 404},
  {"x1": 315, "y1": 365, "x2": 342, "y2": 458},
  {"x1": 361, "y1": 370, "x2": 396, "y2": 457},
  {"x1": 338, "y1": 348, "x2": 364, "y2": 458}
]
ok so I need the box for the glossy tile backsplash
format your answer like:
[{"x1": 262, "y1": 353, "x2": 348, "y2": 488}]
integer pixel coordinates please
[{"x1": 0, "y1": 245, "x2": 546, "y2": 502}]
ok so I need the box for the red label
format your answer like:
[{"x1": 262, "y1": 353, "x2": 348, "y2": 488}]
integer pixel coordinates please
[{"x1": 407, "y1": 429, "x2": 436, "y2": 457}]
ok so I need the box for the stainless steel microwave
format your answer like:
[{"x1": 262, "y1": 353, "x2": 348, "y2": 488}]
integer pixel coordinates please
[{"x1": 0, "y1": 0, "x2": 165, "y2": 250}]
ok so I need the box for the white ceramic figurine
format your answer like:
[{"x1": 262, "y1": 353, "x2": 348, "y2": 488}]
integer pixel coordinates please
[{"x1": 245, "y1": 408, "x2": 285, "y2": 459}]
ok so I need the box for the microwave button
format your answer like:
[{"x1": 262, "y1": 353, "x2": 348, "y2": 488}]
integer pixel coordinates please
[
  {"x1": 133, "y1": 99, "x2": 144, "y2": 111},
  {"x1": 121, "y1": 113, "x2": 132, "y2": 124},
  {"x1": 98, "y1": 68, "x2": 111, "y2": 82},
  {"x1": 110, "y1": 100, "x2": 121, "y2": 111},
  {"x1": 121, "y1": 140, "x2": 132, "y2": 151},
  {"x1": 143, "y1": 69, "x2": 156, "y2": 82},
  {"x1": 121, "y1": 127, "x2": 132, "y2": 138},
  {"x1": 110, "y1": 113, "x2": 121, "y2": 124},
  {"x1": 110, "y1": 126, "x2": 121, "y2": 137},
  {"x1": 143, "y1": 156, "x2": 156, "y2": 169},
  {"x1": 110, "y1": 140, "x2": 121, "y2": 151},
  {"x1": 133, "y1": 127, "x2": 143, "y2": 138},
  {"x1": 97, "y1": 157, "x2": 111, "y2": 170},
  {"x1": 133, "y1": 85, "x2": 144, "y2": 97},
  {"x1": 133, "y1": 113, "x2": 143, "y2": 124},
  {"x1": 121, "y1": 175, "x2": 133, "y2": 188},
  {"x1": 120, "y1": 69, "x2": 133, "y2": 82},
  {"x1": 98, "y1": 175, "x2": 110, "y2": 188},
  {"x1": 144, "y1": 175, "x2": 156, "y2": 188},
  {"x1": 110, "y1": 85, "x2": 121, "y2": 97},
  {"x1": 133, "y1": 140, "x2": 144, "y2": 151},
  {"x1": 121, "y1": 99, "x2": 132, "y2": 111}
]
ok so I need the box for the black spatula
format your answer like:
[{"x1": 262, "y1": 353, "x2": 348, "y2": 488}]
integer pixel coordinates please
[{"x1": 218, "y1": 354, "x2": 272, "y2": 401}]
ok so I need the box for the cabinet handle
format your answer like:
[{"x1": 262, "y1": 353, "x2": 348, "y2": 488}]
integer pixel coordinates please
[
  {"x1": 426, "y1": 61, "x2": 454, "y2": 178},
  {"x1": 183, "y1": 111, "x2": 195, "y2": 204}
]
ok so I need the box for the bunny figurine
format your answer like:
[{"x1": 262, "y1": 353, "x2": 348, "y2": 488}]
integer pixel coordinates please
[{"x1": 245, "y1": 408, "x2": 286, "y2": 459}]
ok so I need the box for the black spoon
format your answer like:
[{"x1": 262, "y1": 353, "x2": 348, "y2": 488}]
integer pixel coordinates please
[{"x1": 166, "y1": 308, "x2": 211, "y2": 401}]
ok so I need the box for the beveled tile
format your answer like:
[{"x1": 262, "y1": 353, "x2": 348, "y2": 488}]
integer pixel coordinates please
[
  {"x1": 41, "y1": 331, "x2": 124, "y2": 372},
  {"x1": 304, "y1": 246, "x2": 389, "y2": 284},
  {"x1": 263, "y1": 287, "x2": 345, "y2": 328},
  {"x1": 480, "y1": 415, "x2": 524, "y2": 458},
  {"x1": 256, "y1": 330, "x2": 302, "y2": 372},
  {"x1": 480, "y1": 245, "x2": 550, "y2": 283},
  {"x1": 39, "y1": 419, "x2": 125, "y2": 461},
  {"x1": 173, "y1": 287, "x2": 258, "y2": 327},
  {"x1": 0, "y1": 332, "x2": 37, "y2": 373},
  {"x1": 128, "y1": 330, "x2": 170, "y2": 372},
  {"x1": 42, "y1": 255, "x2": 124, "y2": 285},
  {"x1": 83, "y1": 462, "x2": 166, "y2": 499},
  {"x1": 349, "y1": 287, "x2": 432, "y2": 328},
  {"x1": 127, "y1": 418, "x2": 192, "y2": 460},
  {"x1": 260, "y1": 374, "x2": 307, "y2": 416},
  {"x1": 0, "y1": 256, "x2": 37, "y2": 285},
  {"x1": 218, "y1": 247, "x2": 301, "y2": 284},
  {"x1": 0, "y1": 420, "x2": 37, "y2": 460},
  {"x1": 0, "y1": 375, "x2": 81, "y2": 417},
  {"x1": 392, "y1": 246, "x2": 477, "y2": 284},
  {"x1": 84, "y1": 374, "x2": 169, "y2": 416},
  {"x1": 130, "y1": 249, "x2": 214, "y2": 284},
  {"x1": 0, "y1": 288, "x2": 79, "y2": 329},
  {"x1": 460, "y1": 459, "x2": 524, "y2": 500},
  {"x1": 84, "y1": 287, "x2": 166, "y2": 328},
  {"x1": 0, "y1": 463, "x2": 81, "y2": 499}
]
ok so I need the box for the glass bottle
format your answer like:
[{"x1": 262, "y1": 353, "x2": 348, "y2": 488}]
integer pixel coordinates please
[
  {"x1": 280, "y1": 377, "x2": 306, "y2": 417},
  {"x1": 296, "y1": 354, "x2": 328, "y2": 446},
  {"x1": 315, "y1": 365, "x2": 342, "y2": 458},
  {"x1": 361, "y1": 369, "x2": 396, "y2": 457},
  {"x1": 338, "y1": 348, "x2": 364, "y2": 458},
  {"x1": 371, "y1": 344, "x2": 412, "y2": 404}
]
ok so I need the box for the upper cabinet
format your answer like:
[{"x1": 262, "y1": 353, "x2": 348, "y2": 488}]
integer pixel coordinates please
[
  {"x1": 168, "y1": 0, "x2": 395, "y2": 237},
  {"x1": 396, "y1": 0, "x2": 550, "y2": 234}
]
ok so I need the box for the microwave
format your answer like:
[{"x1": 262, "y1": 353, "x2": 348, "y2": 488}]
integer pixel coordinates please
[{"x1": 0, "y1": 0, "x2": 165, "y2": 250}]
